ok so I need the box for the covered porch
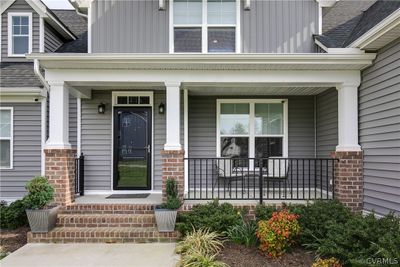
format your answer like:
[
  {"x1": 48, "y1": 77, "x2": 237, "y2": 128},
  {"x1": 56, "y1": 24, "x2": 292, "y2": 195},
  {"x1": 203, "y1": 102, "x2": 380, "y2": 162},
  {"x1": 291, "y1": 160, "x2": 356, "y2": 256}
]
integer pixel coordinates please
[{"x1": 29, "y1": 53, "x2": 374, "y2": 210}]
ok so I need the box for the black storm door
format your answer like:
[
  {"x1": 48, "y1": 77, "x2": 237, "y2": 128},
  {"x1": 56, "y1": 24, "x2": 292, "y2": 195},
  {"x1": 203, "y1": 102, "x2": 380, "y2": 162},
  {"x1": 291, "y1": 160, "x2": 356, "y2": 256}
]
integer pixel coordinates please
[{"x1": 113, "y1": 107, "x2": 152, "y2": 190}]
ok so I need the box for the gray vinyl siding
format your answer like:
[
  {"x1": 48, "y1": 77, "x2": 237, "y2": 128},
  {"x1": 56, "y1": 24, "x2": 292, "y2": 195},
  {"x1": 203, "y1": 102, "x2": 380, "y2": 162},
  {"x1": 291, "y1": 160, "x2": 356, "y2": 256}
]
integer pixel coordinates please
[
  {"x1": 316, "y1": 88, "x2": 338, "y2": 157},
  {"x1": 0, "y1": 102, "x2": 42, "y2": 199},
  {"x1": 91, "y1": 0, "x2": 169, "y2": 53},
  {"x1": 188, "y1": 96, "x2": 316, "y2": 158},
  {"x1": 44, "y1": 22, "x2": 64, "y2": 52},
  {"x1": 1, "y1": 0, "x2": 40, "y2": 62},
  {"x1": 81, "y1": 90, "x2": 179, "y2": 191},
  {"x1": 91, "y1": 0, "x2": 318, "y2": 53},
  {"x1": 69, "y1": 95, "x2": 77, "y2": 148},
  {"x1": 241, "y1": 0, "x2": 319, "y2": 53},
  {"x1": 359, "y1": 38, "x2": 400, "y2": 216}
]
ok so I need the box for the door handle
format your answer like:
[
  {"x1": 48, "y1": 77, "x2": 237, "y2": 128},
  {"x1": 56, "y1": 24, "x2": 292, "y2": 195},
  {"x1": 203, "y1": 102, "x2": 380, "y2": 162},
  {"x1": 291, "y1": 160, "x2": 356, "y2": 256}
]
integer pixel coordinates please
[{"x1": 145, "y1": 145, "x2": 151, "y2": 154}]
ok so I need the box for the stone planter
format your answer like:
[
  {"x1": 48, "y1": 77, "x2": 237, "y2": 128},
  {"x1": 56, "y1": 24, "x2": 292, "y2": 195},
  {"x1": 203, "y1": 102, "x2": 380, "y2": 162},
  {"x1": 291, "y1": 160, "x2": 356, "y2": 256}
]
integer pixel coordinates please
[
  {"x1": 154, "y1": 207, "x2": 177, "y2": 232},
  {"x1": 26, "y1": 206, "x2": 59, "y2": 233}
]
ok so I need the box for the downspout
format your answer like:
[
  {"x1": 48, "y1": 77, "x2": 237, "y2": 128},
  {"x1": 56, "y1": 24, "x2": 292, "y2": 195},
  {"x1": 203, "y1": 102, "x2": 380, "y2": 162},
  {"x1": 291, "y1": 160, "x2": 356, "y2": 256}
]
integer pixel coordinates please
[
  {"x1": 33, "y1": 59, "x2": 49, "y2": 91},
  {"x1": 74, "y1": 9, "x2": 88, "y2": 19}
]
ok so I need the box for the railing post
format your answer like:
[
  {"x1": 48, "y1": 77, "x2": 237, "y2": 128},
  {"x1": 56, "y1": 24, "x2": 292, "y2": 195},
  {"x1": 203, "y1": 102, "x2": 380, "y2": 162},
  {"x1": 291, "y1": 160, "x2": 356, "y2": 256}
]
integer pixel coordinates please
[
  {"x1": 79, "y1": 153, "x2": 84, "y2": 196},
  {"x1": 259, "y1": 159, "x2": 263, "y2": 204}
]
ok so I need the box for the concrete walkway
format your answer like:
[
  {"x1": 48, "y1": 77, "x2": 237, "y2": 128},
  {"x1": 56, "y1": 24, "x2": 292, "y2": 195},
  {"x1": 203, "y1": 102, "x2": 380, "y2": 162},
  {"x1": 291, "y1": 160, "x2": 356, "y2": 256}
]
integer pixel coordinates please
[{"x1": 0, "y1": 243, "x2": 179, "y2": 267}]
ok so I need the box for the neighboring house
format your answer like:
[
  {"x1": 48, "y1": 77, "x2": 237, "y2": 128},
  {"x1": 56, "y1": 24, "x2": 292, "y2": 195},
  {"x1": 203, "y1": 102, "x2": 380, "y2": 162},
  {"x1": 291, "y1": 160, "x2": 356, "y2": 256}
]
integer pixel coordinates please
[
  {"x1": 0, "y1": 0, "x2": 86, "y2": 200},
  {"x1": 0, "y1": 0, "x2": 399, "y2": 243}
]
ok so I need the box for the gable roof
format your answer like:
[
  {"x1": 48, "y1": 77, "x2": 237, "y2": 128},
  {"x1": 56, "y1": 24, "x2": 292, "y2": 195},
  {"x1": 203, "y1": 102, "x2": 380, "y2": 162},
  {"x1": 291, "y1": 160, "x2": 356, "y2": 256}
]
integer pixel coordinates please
[
  {"x1": 52, "y1": 10, "x2": 87, "y2": 53},
  {"x1": 315, "y1": 0, "x2": 400, "y2": 49}
]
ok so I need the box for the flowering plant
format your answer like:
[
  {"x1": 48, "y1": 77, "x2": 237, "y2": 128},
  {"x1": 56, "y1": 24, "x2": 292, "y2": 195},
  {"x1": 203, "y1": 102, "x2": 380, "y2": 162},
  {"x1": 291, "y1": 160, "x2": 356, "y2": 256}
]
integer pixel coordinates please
[
  {"x1": 256, "y1": 209, "x2": 300, "y2": 258},
  {"x1": 312, "y1": 257, "x2": 342, "y2": 267}
]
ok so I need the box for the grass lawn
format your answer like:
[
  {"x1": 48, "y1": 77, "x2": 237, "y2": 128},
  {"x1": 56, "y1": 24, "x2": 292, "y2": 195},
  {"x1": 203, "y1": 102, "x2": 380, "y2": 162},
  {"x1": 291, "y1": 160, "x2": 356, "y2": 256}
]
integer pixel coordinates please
[{"x1": 117, "y1": 159, "x2": 148, "y2": 188}]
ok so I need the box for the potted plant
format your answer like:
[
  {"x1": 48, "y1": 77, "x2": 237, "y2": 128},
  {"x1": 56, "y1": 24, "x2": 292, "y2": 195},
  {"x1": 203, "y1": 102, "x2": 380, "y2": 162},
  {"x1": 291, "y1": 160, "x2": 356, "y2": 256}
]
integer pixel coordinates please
[
  {"x1": 155, "y1": 178, "x2": 182, "y2": 232},
  {"x1": 24, "y1": 176, "x2": 58, "y2": 233}
]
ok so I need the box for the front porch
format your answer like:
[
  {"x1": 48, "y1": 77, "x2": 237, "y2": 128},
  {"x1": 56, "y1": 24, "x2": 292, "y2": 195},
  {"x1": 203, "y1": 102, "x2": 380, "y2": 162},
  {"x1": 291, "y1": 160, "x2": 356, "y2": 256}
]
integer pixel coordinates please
[{"x1": 29, "y1": 53, "x2": 373, "y2": 211}]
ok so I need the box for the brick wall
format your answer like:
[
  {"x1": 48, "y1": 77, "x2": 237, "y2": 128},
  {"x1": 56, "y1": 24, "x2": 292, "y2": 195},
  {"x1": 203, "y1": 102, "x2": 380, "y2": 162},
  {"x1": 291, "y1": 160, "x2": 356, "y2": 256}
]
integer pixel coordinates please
[
  {"x1": 45, "y1": 149, "x2": 76, "y2": 206},
  {"x1": 161, "y1": 149, "x2": 184, "y2": 202},
  {"x1": 332, "y1": 151, "x2": 363, "y2": 212}
]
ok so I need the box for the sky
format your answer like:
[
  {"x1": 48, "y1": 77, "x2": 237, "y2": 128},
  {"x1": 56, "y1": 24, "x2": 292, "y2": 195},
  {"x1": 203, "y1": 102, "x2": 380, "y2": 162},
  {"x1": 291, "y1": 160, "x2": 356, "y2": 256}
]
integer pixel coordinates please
[{"x1": 42, "y1": 0, "x2": 73, "y2": 10}]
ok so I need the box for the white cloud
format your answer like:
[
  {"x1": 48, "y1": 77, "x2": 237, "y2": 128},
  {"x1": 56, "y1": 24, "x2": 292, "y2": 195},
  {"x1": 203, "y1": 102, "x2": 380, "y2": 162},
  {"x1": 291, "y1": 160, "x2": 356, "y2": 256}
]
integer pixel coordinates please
[{"x1": 42, "y1": 0, "x2": 73, "y2": 10}]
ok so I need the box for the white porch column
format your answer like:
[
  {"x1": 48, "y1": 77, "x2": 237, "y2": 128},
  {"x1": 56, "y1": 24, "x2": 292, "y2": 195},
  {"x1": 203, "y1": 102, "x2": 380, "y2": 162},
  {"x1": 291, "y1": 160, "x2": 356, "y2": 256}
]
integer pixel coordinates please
[
  {"x1": 46, "y1": 81, "x2": 71, "y2": 149},
  {"x1": 164, "y1": 82, "x2": 182, "y2": 150},
  {"x1": 336, "y1": 84, "x2": 361, "y2": 151}
]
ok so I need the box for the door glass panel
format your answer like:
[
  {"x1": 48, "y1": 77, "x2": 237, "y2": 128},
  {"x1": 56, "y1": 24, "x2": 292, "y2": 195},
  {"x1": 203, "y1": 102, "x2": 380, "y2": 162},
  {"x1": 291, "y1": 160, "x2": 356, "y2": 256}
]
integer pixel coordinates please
[{"x1": 116, "y1": 110, "x2": 150, "y2": 189}]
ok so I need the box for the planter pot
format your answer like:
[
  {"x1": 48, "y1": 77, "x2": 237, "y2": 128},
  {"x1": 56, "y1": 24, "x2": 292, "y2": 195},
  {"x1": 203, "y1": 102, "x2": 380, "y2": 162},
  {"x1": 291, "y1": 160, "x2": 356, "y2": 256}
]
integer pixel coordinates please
[
  {"x1": 26, "y1": 206, "x2": 59, "y2": 233},
  {"x1": 154, "y1": 207, "x2": 177, "y2": 232}
]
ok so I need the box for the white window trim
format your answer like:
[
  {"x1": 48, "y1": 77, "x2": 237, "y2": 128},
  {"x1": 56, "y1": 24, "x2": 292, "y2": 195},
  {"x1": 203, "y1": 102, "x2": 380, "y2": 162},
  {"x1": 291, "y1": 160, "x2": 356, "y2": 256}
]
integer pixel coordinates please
[
  {"x1": 169, "y1": 0, "x2": 241, "y2": 53},
  {"x1": 7, "y1": 12, "x2": 33, "y2": 57},
  {"x1": 216, "y1": 99, "x2": 288, "y2": 159},
  {"x1": 111, "y1": 91, "x2": 155, "y2": 191},
  {"x1": 0, "y1": 107, "x2": 14, "y2": 170}
]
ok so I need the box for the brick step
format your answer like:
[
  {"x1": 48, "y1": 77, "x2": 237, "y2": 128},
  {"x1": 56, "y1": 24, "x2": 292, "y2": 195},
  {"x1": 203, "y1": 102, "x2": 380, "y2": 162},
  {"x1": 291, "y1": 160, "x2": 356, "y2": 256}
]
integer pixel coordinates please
[
  {"x1": 28, "y1": 227, "x2": 179, "y2": 243},
  {"x1": 57, "y1": 214, "x2": 156, "y2": 228},
  {"x1": 60, "y1": 204, "x2": 156, "y2": 214}
]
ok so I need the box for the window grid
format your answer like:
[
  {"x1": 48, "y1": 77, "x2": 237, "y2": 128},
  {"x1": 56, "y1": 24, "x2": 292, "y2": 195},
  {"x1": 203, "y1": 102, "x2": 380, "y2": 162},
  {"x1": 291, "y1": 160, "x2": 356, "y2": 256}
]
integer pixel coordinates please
[
  {"x1": 8, "y1": 12, "x2": 32, "y2": 57},
  {"x1": 172, "y1": 0, "x2": 239, "y2": 53},
  {"x1": 0, "y1": 108, "x2": 13, "y2": 169}
]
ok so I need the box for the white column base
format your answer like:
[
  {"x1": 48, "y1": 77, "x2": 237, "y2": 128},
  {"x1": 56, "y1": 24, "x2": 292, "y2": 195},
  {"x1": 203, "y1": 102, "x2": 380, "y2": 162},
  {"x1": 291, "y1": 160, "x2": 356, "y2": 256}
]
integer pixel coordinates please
[
  {"x1": 335, "y1": 145, "x2": 361, "y2": 152},
  {"x1": 163, "y1": 144, "x2": 182, "y2": 151},
  {"x1": 44, "y1": 142, "x2": 72, "y2": 150}
]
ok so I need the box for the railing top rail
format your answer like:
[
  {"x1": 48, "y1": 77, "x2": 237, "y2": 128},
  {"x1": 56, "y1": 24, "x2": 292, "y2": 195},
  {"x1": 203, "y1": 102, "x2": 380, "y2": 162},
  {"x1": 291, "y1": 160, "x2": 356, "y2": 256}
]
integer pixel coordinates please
[{"x1": 184, "y1": 157, "x2": 337, "y2": 160}]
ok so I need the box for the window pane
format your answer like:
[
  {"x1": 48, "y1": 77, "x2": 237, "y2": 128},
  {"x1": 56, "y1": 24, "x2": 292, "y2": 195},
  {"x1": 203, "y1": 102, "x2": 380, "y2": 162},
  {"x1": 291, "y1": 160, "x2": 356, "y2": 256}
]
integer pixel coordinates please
[
  {"x1": 13, "y1": 36, "x2": 29, "y2": 54},
  {"x1": 220, "y1": 103, "x2": 249, "y2": 134},
  {"x1": 221, "y1": 137, "x2": 248, "y2": 158},
  {"x1": 21, "y1": 25, "x2": 29, "y2": 35},
  {"x1": 0, "y1": 110, "x2": 11, "y2": 138},
  {"x1": 139, "y1": 96, "x2": 150, "y2": 105},
  {"x1": 255, "y1": 103, "x2": 283, "y2": 135},
  {"x1": 208, "y1": 27, "x2": 235, "y2": 53},
  {"x1": 13, "y1": 26, "x2": 20, "y2": 35},
  {"x1": 12, "y1": 16, "x2": 20, "y2": 25},
  {"x1": 117, "y1": 96, "x2": 128, "y2": 104},
  {"x1": 20, "y1": 16, "x2": 29, "y2": 25},
  {"x1": 128, "y1": 96, "x2": 138, "y2": 104},
  {"x1": 174, "y1": 0, "x2": 202, "y2": 24},
  {"x1": 0, "y1": 140, "x2": 11, "y2": 168},
  {"x1": 207, "y1": 0, "x2": 236, "y2": 24},
  {"x1": 174, "y1": 27, "x2": 202, "y2": 52},
  {"x1": 255, "y1": 137, "x2": 283, "y2": 158}
]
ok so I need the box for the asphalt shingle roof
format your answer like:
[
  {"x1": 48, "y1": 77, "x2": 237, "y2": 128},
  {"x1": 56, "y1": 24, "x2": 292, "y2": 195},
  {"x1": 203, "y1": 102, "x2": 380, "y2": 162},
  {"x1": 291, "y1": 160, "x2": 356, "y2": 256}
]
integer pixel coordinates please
[
  {"x1": 52, "y1": 10, "x2": 88, "y2": 53},
  {"x1": 316, "y1": 0, "x2": 400, "y2": 48},
  {"x1": 1, "y1": 62, "x2": 43, "y2": 88}
]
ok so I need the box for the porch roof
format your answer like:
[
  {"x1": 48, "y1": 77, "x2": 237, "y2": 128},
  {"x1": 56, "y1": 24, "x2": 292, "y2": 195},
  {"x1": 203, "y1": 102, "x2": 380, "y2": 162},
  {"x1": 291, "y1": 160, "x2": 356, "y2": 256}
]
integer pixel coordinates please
[{"x1": 28, "y1": 52, "x2": 376, "y2": 71}]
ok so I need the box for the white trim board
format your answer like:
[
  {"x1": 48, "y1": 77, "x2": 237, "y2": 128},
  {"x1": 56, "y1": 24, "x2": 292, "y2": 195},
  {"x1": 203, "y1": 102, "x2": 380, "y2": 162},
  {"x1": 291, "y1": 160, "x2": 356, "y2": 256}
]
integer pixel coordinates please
[{"x1": 7, "y1": 12, "x2": 33, "y2": 57}]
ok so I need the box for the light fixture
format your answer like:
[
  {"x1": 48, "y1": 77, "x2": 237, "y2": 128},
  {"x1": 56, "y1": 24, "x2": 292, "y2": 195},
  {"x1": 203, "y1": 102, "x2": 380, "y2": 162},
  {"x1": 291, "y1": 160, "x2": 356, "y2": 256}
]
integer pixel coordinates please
[
  {"x1": 244, "y1": 0, "x2": 250, "y2": 10},
  {"x1": 98, "y1": 103, "x2": 106, "y2": 114},
  {"x1": 158, "y1": 102, "x2": 165, "y2": 114}
]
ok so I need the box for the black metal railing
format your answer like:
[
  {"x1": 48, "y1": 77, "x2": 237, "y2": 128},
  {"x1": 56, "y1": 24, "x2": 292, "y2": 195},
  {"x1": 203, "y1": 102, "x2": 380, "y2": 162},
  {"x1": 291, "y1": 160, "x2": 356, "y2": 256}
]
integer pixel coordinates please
[
  {"x1": 74, "y1": 153, "x2": 84, "y2": 196},
  {"x1": 184, "y1": 158, "x2": 336, "y2": 203}
]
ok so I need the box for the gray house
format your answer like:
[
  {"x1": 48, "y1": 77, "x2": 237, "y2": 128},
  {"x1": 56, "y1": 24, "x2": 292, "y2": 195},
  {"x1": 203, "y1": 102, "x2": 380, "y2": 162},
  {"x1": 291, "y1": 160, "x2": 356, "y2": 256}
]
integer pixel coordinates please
[{"x1": 0, "y1": 0, "x2": 399, "y2": 242}]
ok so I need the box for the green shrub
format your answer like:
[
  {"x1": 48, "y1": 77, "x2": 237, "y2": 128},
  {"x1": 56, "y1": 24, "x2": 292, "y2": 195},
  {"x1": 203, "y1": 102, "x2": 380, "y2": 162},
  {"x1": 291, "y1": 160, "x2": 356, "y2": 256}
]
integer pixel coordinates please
[
  {"x1": 225, "y1": 219, "x2": 257, "y2": 247},
  {"x1": 161, "y1": 178, "x2": 181, "y2": 210},
  {"x1": 176, "y1": 228, "x2": 224, "y2": 256},
  {"x1": 178, "y1": 251, "x2": 228, "y2": 267},
  {"x1": 176, "y1": 200, "x2": 243, "y2": 236},
  {"x1": 255, "y1": 203, "x2": 306, "y2": 222},
  {"x1": 0, "y1": 200, "x2": 28, "y2": 229},
  {"x1": 24, "y1": 176, "x2": 54, "y2": 210},
  {"x1": 297, "y1": 200, "x2": 351, "y2": 245},
  {"x1": 305, "y1": 212, "x2": 400, "y2": 266}
]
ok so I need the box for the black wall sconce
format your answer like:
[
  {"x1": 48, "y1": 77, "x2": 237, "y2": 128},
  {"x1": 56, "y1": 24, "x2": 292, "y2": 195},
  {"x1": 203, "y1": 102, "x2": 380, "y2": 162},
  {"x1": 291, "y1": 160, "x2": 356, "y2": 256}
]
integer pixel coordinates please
[
  {"x1": 98, "y1": 103, "x2": 106, "y2": 114},
  {"x1": 158, "y1": 102, "x2": 165, "y2": 114}
]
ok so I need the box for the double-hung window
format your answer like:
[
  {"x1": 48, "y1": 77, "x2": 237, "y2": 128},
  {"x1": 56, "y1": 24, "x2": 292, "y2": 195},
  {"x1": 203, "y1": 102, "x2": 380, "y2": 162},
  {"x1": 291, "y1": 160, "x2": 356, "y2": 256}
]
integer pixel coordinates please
[
  {"x1": 217, "y1": 100, "x2": 288, "y2": 163},
  {"x1": 8, "y1": 13, "x2": 32, "y2": 57},
  {"x1": 0, "y1": 108, "x2": 13, "y2": 169},
  {"x1": 172, "y1": 0, "x2": 238, "y2": 53}
]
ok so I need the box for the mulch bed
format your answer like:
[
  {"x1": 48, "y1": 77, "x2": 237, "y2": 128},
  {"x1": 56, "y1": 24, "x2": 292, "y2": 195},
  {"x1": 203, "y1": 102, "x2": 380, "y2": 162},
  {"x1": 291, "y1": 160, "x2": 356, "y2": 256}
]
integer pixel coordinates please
[
  {"x1": 217, "y1": 243, "x2": 315, "y2": 267},
  {"x1": 0, "y1": 227, "x2": 29, "y2": 254}
]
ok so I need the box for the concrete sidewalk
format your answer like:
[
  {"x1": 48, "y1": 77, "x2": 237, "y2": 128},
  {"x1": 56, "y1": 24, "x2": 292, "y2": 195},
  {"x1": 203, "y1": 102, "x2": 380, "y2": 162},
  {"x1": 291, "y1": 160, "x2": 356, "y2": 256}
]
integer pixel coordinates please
[{"x1": 0, "y1": 243, "x2": 179, "y2": 267}]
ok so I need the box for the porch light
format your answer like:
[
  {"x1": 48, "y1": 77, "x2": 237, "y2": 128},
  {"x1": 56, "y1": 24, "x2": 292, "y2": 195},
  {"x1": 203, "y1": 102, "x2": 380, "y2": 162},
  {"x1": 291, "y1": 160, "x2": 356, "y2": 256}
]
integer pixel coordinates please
[
  {"x1": 158, "y1": 102, "x2": 165, "y2": 114},
  {"x1": 98, "y1": 103, "x2": 106, "y2": 114}
]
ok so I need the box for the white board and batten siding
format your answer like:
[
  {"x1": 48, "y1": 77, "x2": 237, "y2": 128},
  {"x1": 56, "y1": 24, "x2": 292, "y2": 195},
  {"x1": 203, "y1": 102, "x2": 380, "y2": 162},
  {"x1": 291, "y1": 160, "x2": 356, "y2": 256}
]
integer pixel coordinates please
[{"x1": 359, "y1": 38, "x2": 400, "y2": 216}]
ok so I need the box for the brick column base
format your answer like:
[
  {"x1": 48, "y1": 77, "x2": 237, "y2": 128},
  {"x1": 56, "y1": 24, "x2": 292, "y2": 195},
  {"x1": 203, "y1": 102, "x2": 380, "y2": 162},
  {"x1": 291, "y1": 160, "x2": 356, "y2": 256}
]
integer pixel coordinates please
[
  {"x1": 332, "y1": 151, "x2": 363, "y2": 213},
  {"x1": 161, "y1": 149, "x2": 184, "y2": 202},
  {"x1": 44, "y1": 149, "x2": 76, "y2": 206}
]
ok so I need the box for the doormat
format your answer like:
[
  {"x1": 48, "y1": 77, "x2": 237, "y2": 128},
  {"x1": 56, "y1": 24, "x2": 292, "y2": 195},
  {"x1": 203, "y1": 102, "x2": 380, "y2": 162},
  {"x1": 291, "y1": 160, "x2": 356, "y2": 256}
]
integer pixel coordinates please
[{"x1": 106, "y1": 194, "x2": 150, "y2": 199}]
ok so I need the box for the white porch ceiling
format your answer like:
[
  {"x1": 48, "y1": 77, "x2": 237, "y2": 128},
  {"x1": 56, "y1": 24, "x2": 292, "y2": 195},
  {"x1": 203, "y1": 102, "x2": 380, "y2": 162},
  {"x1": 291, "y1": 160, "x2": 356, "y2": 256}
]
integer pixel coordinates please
[{"x1": 187, "y1": 86, "x2": 332, "y2": 96}]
